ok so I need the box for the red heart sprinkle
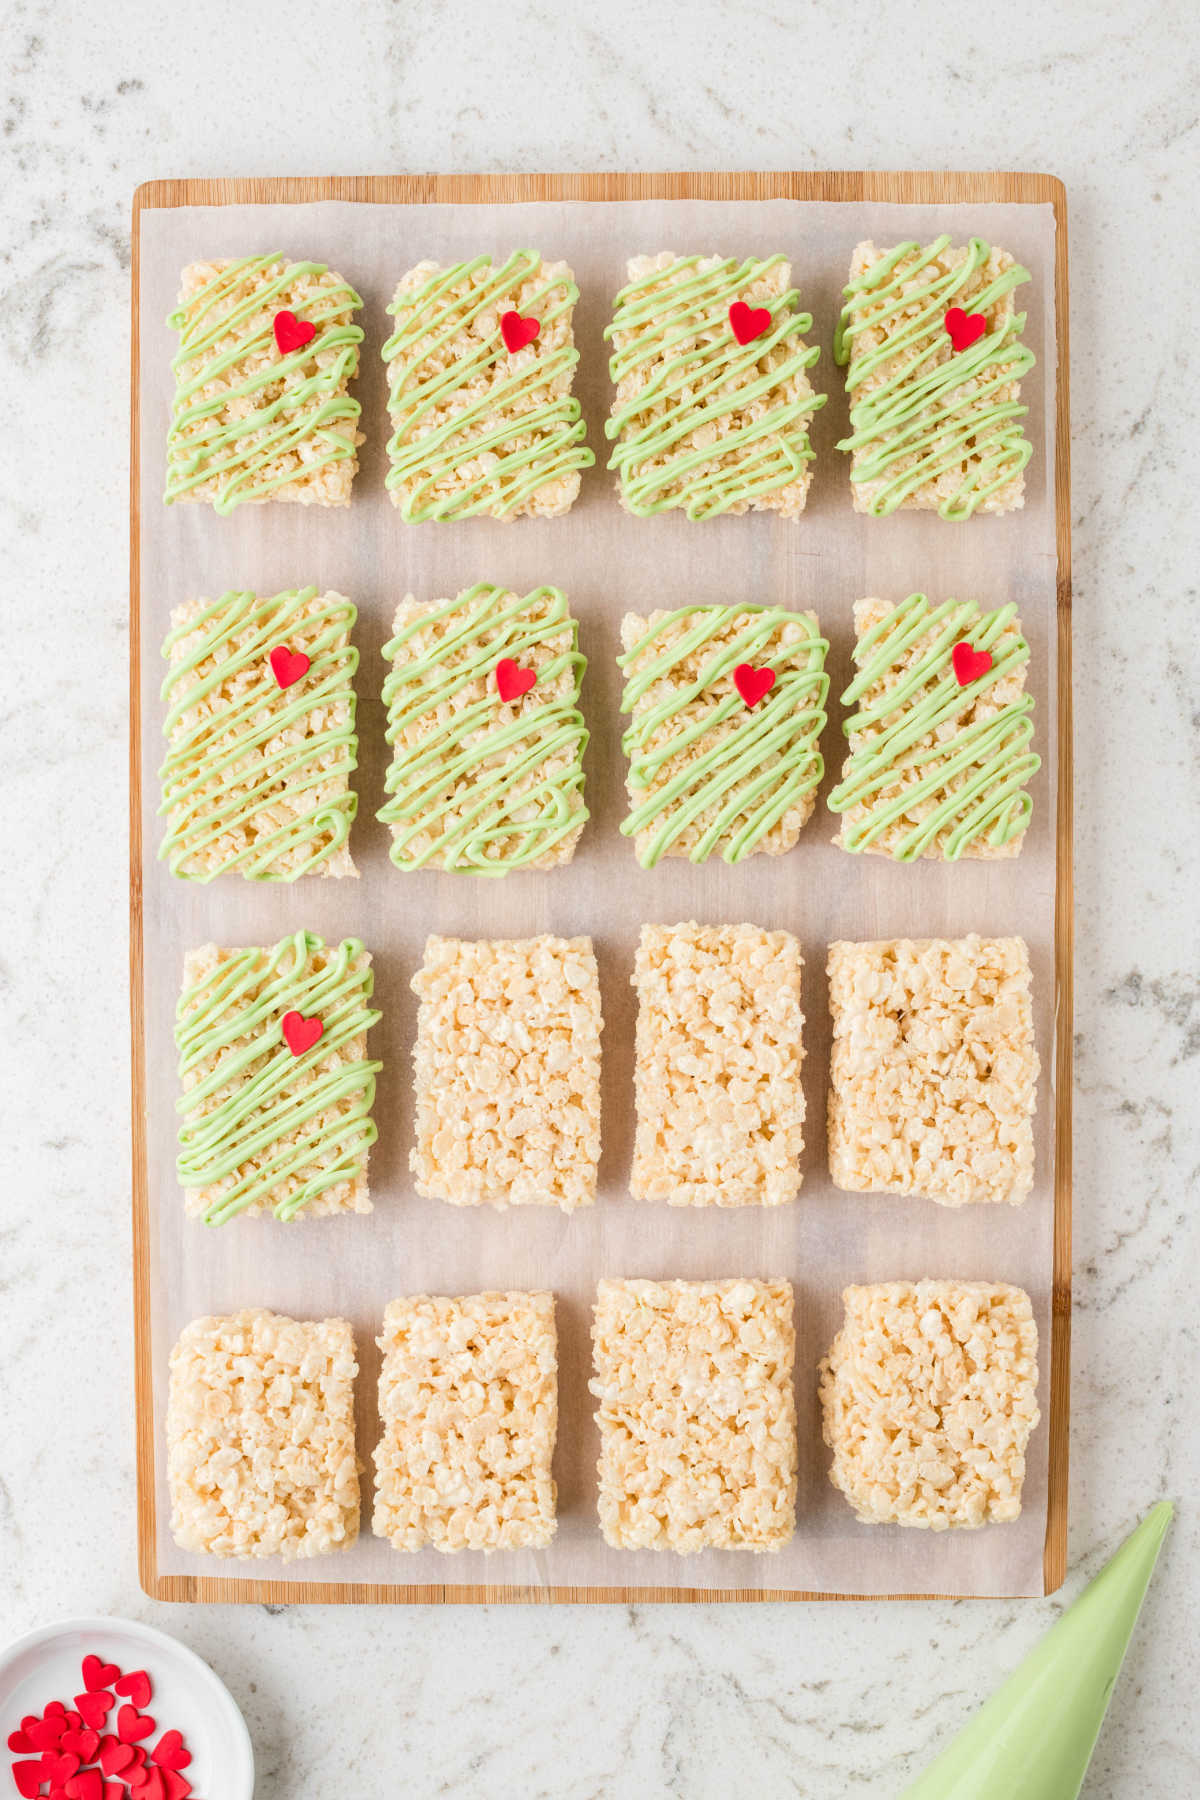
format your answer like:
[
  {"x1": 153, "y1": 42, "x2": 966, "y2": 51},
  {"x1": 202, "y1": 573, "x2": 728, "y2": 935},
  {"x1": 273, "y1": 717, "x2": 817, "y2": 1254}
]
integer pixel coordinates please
[
  {"x1": 499, "y1": 309, "x2": 539, "y2": 353},
  {"x1": 60, "y1": 1728, "x2": 100, "y2": 1762},
  {"x1": 131, "y1": 1767, "x2": 166, "y2": 1800},
  {"x1": 951, "y1": 641, "x2": 994, "y2": 687},
  {"x1": 162, "y1": 1774, "x2": 192, "y2": 1800},
  {"x1": 495, "y1": 658, "x2": 536, "y2": 703},
  {"x1": 113, "y1": 1672, "x2": 151, "y2": 1711},
  {"x1": 116, "y1": 1707, "x2": 155, "y2": 1745},
  {"x1": 151, "y1": 1732, "x2": 191, "y2": 1773},
  {"x1": 273, "y1": 309, "x2": 316, "y2": 354},
  {"x1": 45, "y1": 1752, "x2": 81, "y2": 1785},
  {"x1": 728, "y1": 300, "x2": 772, "y2": 346},
  {"x1": 733, "y1": 664, "x2": 776, "y2": 709},
  {"x1": 268, "y1": 644, "x2": 311, "y2": 690},
  {"x1": 28, "y1": 1716, "x2": 68, "y2": 1751},
  {"x1": 6, "y1": 1730, "x2": 33, "y2": 1753},
  {"x1": 64, "y1": 1771, "x2": 103, "y2": 1800},
  {"x1": 281, "y1": 1010, "x2": 323, "y2": 1057},
  {"x1": 82, "y1": 1656, "x2": 121, "y2": 1693},
  {"x1": 98, "y1": 1737, "x2": 135, "y2": 1778},
  {"x1": 45, "y1": 1704, "x2": 67, "y2": 1718},
  {"x1": 74, "y1": 1692, "x2": 113, "y2": 1729},
  {"x1": 11, "y1": 1765, "x2": 42, "y2": 1799},
  {"x1": 944, "y1": 305, "x2": 986, "y2": 352}
]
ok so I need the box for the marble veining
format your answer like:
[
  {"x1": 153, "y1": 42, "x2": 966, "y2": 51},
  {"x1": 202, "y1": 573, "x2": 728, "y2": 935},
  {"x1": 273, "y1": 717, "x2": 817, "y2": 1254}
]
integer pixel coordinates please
[{"x1": 1, "y1": 1, "x2": 1198, "y2": 1795}]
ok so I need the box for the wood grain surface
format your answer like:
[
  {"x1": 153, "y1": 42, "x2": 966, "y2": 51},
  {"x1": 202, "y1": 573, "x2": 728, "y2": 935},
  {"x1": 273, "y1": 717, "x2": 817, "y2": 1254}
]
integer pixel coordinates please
[{"x1": 130, "y1": 169, "x2": 1071, "y2": 1604}]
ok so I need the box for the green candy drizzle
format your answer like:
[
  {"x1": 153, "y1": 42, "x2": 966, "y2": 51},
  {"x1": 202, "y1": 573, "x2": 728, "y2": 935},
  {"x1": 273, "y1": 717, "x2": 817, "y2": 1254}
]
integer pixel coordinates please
[
  {"x1": 165, "y1": 254, "x2": 364, "y2": 513},
  {"x1": 176, "y1": 931, "x2": 381, "y2": 1226},
  {"x1": 158, "y1": 587, "x2": 359, "y2": 882},
  {"x1": 604, "y1": 255, "x2": 826, "y2": 518},
  {"x1": 833, "y1": 236, "x2": 1035, "y2": 519},
  {"x1": 381, "y1": 251, "x2": 593, "y2": 519},
  {"x1": 379, "y1": 584, "x2": 588, "y2": 874},
  {"x1": 827, "y1": 593, "x2": 1040, "y2": 860},
  {"x1": 619, "y1": 605, "x2": 829, "y2": 867}
]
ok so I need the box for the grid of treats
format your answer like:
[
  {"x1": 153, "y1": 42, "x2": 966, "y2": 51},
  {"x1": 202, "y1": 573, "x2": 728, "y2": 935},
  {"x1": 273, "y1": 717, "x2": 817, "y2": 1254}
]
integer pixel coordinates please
[
  {"x1": 164, "y1": 254, "x2": 364, "y2": 512},
  {"x1": 410, "y1": 934, "x2": 603, "y2": 1212},
  {"x1": 818, "y1": 1281, "x2": 1041, "y2": 1529},
  {"x1": 380, "y1": 251, "x2": 593, "y2": 520},
  {"x1": 827, "y1": 934, "x2": 1039, "y2": 1208},
  {"x1": 167, "y1": 1308, "x2": 361, "y2": 1560},
  {"x1": 604, "y1": 253, "x2": 826, "y2": 518},
  {"x1": 590, "y1": 1278, "x2": 798, "y2": 1552},
  {"x1": 158, "y1": 586, "x2": 359, "y2": 882},
  {"x1": 834, "y1": 235, "x2": 1035, "y2": 518},
  {"x1": 617, "y1": 604, "x2": 829, "y2": 867},
  {"x1": 631, "y1": 922, "x2": 806, "y2": 1206},
  {"x1": 175, "y1": 930, "x2": 381, "y2": 1225},
  {"x1": 827, "y1": 593, "x2": 1040, "y2": 861},
  {"x1": 372, "y1": 1292, "x2": 558, "y2": 1553},
  {"x1": 378, "y1": 582, "x2": 589, "y2": 875}
]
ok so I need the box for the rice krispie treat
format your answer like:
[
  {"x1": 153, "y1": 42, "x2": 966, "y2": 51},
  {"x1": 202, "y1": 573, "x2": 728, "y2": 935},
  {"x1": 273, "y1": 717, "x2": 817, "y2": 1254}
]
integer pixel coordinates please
[
  {"x1": 176, "y1": 929, "x2": 381, "y2": 1225},
  {"x1": 631, "y1": 923, "x2": 806, "y2": 1206},
  {"x1": 379, "y1": 583, "x2": 588, "y2": 874},
  {"x1": 165, "y1": 254, "x2": 364, "y2": 512},
  {"x1": 410, "y1": 935, "x2": 602, "y2": 1211},
  {"x1": 834, "y1": 236, "x2": 1035, "y2": 518},
  {"x1": 618, "y1": 604, "x2": 828, "y2": 867},
  {"x1": 827, "y1": 935, "x2": 1039, "y2": 1208},
  {"x1": 373, "y1": 1292, "x2": 557, "y2": 1553},
  {"x1": 167, "y1": 1308, "x2": 360, "y2": 1560},
  {"x1": 590, "y1": 1278, "x2": 797, "y2": 1553},
  {"x1": 381, "y1": 251, "x2": 593, "y2": 520},
  {"x1": 159, "y1": 586, "x2": 359, "y2": 881},
  {"x1": 604, "y1": 253, "x2": 826, "y2": 518},
  {"x1": 827, "y1": 593, "x2": 1040, "y2": 861},
  {"x1": 819, "y1": 1281, "x2": 1041, "y2": 1529}
]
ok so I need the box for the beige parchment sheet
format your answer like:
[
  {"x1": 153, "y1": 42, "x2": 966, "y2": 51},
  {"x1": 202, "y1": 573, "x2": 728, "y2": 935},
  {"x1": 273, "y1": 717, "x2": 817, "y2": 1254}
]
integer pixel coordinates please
[{"x1": 137, "y1": 195, "x2": 1059, "y2": 1596}]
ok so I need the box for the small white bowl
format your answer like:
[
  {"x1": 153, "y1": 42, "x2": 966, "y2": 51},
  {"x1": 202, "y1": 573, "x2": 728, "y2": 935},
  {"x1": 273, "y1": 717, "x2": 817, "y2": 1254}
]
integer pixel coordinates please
[{"x1": 0, "y1": 1615, "x2": 254, "y2": 1799}]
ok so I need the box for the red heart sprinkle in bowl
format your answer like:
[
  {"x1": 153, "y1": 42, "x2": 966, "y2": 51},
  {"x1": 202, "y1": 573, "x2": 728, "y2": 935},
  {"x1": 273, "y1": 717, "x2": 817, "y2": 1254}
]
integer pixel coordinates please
[
  {"x1": 82, "y1": 1657, "x2": 121, "y2": 1694},
  {"x1": 116, "y1": 1706, "x2": 155, "y2": 1745},
  {"x1": 74, "y1": 1691, "x2": 113, "y2": 1729},
  {"x1": 113, "y1": 1671, "x2": 152, "y2": 1711},
  {"x1": 151, "y1": 1730, "x2": 191, "y2": 1772}
]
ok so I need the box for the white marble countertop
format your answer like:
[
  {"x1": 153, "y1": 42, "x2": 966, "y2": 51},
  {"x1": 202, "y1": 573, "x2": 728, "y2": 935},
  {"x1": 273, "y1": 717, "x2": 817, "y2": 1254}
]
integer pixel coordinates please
[{"x1": 2, "y1": 2, "x2": 1196, "y2": 1794}]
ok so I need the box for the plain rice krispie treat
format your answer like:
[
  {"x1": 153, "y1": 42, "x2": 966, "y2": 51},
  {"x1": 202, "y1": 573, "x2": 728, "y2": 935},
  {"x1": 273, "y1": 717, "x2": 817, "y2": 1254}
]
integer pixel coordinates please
[
  {"x1": 410, "y1": 934, "x2": 602, "y2": 1211},
  {"x1": 618, "y1": 605, "x2": 828, "y2": 867},
  {"x1": 604, "y1": 253, "x2": 826, "y2": 517},
  {"x1": 590, "y1": 1278, "x2": 797, "y2": 1552},
  {"x1": 631, "y1": 923, "x2": 806, "y2": 1206},
  {"x1": 834, "y1": 236, "x2": 1035, "y2": 518},
  {"x1": 381, "y1": 251, "x2": 593, "y2": 519},
  {"x1": 167, "y1": 1308, "x2": 361, "y2": 1560},
  {"x1": 159, "y1": 586, "x2": 359, "y2": 881},
  {"x1": 827, "y1": 935, "x2": 1039, "y2": 1207},
  {"x1": 373, "y1": 1292, "x2": 557, "y2": 1553},
  {"x1": 165, "y1": 255, "x2": 363, "y2": 512},
  {"x1": 379, "y1": 583, "x2": 588, "y2": 873},
  {"x1": 827, "y1": 593, "x2": 1040, "y2": 861},
  {"x1": 176, "y1": 929, "x2": 381, "y2": 1225},
  {"x1": 819, "y1": 1281, "x2": 1041, "y2": 1529}
]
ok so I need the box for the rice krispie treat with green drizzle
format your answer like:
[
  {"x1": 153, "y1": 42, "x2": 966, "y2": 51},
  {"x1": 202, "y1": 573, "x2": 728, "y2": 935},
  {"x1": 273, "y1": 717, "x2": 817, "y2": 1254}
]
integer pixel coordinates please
[
  {"x1": 379, "y1": 583, "x2": 588, "y2": 874},
  {"x1": 159, "y1": 587, "x2": 359, "y2": 882},
  {"x1": 381, "y1": 251, "x2": 593, "y2": 520},
  {"x1": 373, "y1": 1291, "x2": 558, "y2": 1553},
  {"x1": 165, "y1": 255, "x2": 364, "y2": 512},
  {"x1": 834, "y1": 236, "x2": 1035, "y2": 518},
  {"x1": 175, "y1": 930, "x2": 381, "y2": 1226},
  {"x1": 819, "y1": 1281, "x2": 1041, "y2": 1529},
  {"x1": 827, "y1": 594, "x2": 1040, "y2": 860},
  {"x1": 604, "y1": 253, "x2": 825, "y2": 518},
  {"x1": 618, "y1": 604, "x2": 828, "y2": 867}
]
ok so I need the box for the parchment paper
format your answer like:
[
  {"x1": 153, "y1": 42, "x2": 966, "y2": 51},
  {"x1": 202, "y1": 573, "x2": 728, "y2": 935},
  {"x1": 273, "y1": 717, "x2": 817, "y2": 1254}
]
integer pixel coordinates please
[{"x1": 136, "y1": 194, "x2": 1059, "y2": 1596}]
